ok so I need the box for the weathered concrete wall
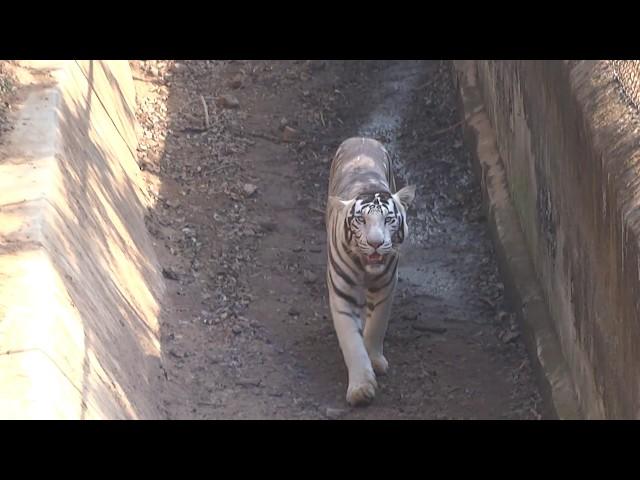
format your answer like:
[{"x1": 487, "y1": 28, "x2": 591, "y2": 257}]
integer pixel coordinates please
[
  {"x1": 472, "y1": 60, "x2": 640, "y2": 419},
  {"x1": 0, "y1": 61, "x2": 165, "y2": 419}
]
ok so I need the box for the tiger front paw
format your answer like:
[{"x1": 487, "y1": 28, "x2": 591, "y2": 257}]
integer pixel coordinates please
[{"x1": 346, "y1": 370, "x2": 378, "y2": 407}]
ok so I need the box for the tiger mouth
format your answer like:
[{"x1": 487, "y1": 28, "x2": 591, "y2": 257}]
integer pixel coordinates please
[{"x1": 366, "y1": 253, "x2": 385, "y2": 265}]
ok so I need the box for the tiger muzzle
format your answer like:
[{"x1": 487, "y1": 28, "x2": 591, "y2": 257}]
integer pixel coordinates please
[{"x1": 365, "y1": 252, "x2": 385, "y2": 265}]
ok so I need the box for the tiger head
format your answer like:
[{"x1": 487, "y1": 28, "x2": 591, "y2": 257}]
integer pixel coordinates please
[{"x1": 330, "y1": 185, "x2": 416, "y2": 274}]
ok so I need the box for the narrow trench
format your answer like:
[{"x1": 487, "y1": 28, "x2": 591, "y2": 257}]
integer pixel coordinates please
[{"x1": 135, "y1": 60, "x2": 543, "y2": 419}]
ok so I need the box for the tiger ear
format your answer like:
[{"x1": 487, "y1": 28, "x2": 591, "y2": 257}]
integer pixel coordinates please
[
  {"x1": 327, "y1": 196, "x2": 353, "y2": 213},
  {"x1": 393, "y1": 185, "x2": 416, "y2": 210}
]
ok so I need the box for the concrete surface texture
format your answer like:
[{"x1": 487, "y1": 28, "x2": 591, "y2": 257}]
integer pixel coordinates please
[
  {"x1": 0, "y1": 61, "x2": 164, "y2": 419},
  {"x1": 472, "y1": 60, "x2": 640, "y2": 419},
  {"x1": 453, "y1": 61, "x2": 581, "y2": 419}
]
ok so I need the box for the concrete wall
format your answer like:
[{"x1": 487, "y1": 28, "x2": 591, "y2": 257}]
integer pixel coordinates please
[
  {"x1": 0, "y1": 61, "x2": 165, "y2": 419},
  {"x1": 471, "y1": 60, "x2": 640, "y2": 419}
]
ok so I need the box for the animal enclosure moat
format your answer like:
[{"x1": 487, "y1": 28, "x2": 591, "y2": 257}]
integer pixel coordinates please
[{"x1": 135, "y1": 60, "x2": 543, "y2": 419}]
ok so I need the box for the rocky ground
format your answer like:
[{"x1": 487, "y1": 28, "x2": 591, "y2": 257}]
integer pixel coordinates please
[{"x1": 132, "y1": 59, "x2": 543, "y2": 419}]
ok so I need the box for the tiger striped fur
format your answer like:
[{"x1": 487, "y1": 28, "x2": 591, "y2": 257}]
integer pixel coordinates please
[{"x1": 326, "y1": 137, "x2": 415, "y2": 406}]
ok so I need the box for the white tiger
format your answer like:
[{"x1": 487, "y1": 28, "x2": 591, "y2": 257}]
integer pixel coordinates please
[{"x1": 325, "y1": 137, "x2": 415, "y2": 406}]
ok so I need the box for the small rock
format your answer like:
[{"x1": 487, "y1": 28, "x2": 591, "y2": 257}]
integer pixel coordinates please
[
  {"x1": 229, "y1": 74, "x2": 243, "y2": 89},
  {"x1": 412, "y1": 324, "x2": 447, "y2": 334},
  {"x1": 236, "y1": 378, "x2": 261, "y2": 387},
  {"x1": 282, "y1": 126, "x2": 299, "y2": 143},
  {"x1": 303, "y1": 270, "x2": 318, "y2": 284},
  {"x1": 232, "y1": 325, "x2": 242, "y2": 335},
  {"x1": 502, "y1": 331, "x2": 520, "y2": 344},
  {"x1": 497, "y1": 311, "x2": 511, "y2": 323},
  {"x1": 162, "y1": 267, "x2": 180, "y2": 281},
  {"x1": 288, "y1": 307, "x2": 300, "y2": 316},
  {"x1": 325, "y1": 407, "x2": 347, "y2": 419},
  {"x1": 292, "y1": 246, "x2": 304, "y2": 252},
  {"x1": 243, "y1": 183, "x2": 258, "y2": 197},
  {"x1": 207, "y1": 355, "x2": 222, "y2": 364},
  {"x1": 478, "y1": 296, "x2": 495, "y2": 309},
  {"x1": 279, "y1": 117, "x2": 289, "y2": 130},
  {"x1": 217, "y1": 94, "x2": 240, "y2": 109}
]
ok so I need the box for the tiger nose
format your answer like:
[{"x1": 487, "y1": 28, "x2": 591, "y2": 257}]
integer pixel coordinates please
[{"x1": 368, "y1": 239, "x2": 383, "y2": 249}]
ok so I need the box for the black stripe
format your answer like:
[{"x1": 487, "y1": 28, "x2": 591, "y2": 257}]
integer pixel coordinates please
[
  {"x1": 336, "y1": 244, "x2": 359, "y2": 277},
  {"x1": 352, "y1": 252, "x2": 364, "y2": 270},
  {"x1": 331, "y1": 209, "x2": 365, "y2": 274},
  {"x1": 369, "y1": 272, "x2": 396, "y2": 294},
  {"x1": 371, "y1": 255, "x2": 398, "y2": 283},
  {"x1": 337, "y1": 310, "x2": 363, "y2": 334},
  {"x1": 370, "y1": 277, "x2": 393, "y2": 294},
  {"x1": 344, "y1": 202, "x2": 355, "y2": 243},
  {"x1": 344, "y1": 216, "x2": 351, "y2": 243},
  {"x1": 332, "y1": 215, "x2": 360, "y2": 278},
  {"x1": 369, "y1": 260, "x2": 398, "y2": 293},
  {"x1": 328, "y1": 269, "x2": 365, "y2": 308},
  {"x1": 337, "y1": 310, "x2": 362, "y2": 335},
  {"x1": 337, "y1": 309, "x2": 361, "y2": 323},
  {"x1": 370, "y1": 289, "x2": 394, "y2": 310},
  {"x1": 328, "y1": 249, "x2": 356, "y2": 287}
]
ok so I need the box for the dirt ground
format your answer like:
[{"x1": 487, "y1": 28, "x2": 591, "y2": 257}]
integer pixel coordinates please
[{"x1": 133, "y1": 60, "x2": 543, "y2": 420}]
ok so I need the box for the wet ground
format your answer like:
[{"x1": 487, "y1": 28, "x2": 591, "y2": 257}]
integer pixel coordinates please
[{"x1": 134, "y1": 60, "x2": 542, "y2": 419}]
